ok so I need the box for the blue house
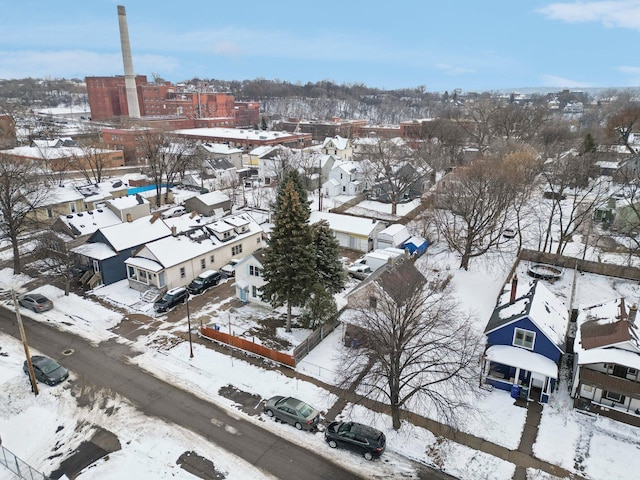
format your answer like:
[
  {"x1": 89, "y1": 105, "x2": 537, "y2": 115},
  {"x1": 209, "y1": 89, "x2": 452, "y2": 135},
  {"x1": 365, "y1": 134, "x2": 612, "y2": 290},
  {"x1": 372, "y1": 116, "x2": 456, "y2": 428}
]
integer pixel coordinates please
[
  {"x1": 402, "y1": 236, "x2": 428, "y2": 257},
  {"x1": 71, "y1": 215, "x2": 173, "y2": 286},
  {"x1": 482, "y1": 278, "x2": 569, "y2": 403}
]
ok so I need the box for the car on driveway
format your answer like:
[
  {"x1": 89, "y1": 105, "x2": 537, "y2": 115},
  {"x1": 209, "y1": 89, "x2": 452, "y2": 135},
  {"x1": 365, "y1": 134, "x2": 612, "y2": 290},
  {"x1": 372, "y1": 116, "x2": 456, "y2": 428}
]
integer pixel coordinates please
[
  {"x1": 153, "y1": 287, "x2": 189, "y2": 313},
  {"x1": 23, "y1": 355, "x2": 69, "y2": 386},
  {"x1": 187, "y1": 270, "x2": 222, "y2": 295},
  {"x1": 324, "y1": 421, "x2": 386, "y2": 460},
  {"x1": 263, "y1": 395, "x2": 321, "y2": 431},
  {"x1": 160, "y1": 206, "x2": 186, "y2": 219},
  {"x1": 18, "y1": 293, "x2": 54, "y2": 313}
]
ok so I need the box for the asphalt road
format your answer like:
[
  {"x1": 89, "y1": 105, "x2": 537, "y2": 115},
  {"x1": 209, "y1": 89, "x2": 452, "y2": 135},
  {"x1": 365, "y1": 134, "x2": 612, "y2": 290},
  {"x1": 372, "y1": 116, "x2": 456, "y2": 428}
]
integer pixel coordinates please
[{"x1": 0, "y1": 306, "x2": 364, "y2": 480}]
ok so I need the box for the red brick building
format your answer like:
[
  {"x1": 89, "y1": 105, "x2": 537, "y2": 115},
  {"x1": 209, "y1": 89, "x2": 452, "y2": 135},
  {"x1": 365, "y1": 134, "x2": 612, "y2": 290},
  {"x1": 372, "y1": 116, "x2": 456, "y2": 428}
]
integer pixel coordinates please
[{"x1": 86, "y1": 75, "x2": 258, "y2": 128}]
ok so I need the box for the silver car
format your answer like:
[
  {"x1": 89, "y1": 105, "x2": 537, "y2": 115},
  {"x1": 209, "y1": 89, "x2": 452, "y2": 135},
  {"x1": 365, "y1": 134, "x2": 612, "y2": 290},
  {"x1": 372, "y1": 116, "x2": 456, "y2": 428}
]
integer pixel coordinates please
[
  {"x1": 264, "y1": 396, "x2": 321, "y2": 431},
  {"x1": 18, "y1": 293, "x2": 54, "y2": 313}
]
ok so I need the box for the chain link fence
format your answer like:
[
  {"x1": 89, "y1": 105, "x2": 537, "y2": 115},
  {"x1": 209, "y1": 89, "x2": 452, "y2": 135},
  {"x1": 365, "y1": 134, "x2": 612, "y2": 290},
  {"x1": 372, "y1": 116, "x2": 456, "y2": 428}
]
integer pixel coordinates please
[{"x1": 0, "y1": 444, "x2": 50, "y2": 480}]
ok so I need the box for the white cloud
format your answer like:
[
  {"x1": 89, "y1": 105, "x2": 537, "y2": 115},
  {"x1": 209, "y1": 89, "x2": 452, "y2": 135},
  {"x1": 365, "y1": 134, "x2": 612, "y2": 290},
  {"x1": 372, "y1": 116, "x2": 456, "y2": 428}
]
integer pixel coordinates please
[
  {"x1": 435, "y1": 63, "x2": 476, "y2": 76},
  {"x1": 539, "y1": 74, "x2": 593, "y2": 88},
  {"x1": 538, "y1": 1, "x2": 640, "y2": 30}
]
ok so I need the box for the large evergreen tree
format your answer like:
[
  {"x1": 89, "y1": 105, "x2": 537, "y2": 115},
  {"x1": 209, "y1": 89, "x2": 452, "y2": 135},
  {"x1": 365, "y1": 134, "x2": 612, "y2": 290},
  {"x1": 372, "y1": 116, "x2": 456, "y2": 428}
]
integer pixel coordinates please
[
  {"x1": 261, "y1": 180, "x2": 315, "y2": 331},
  {"x1": 311, "y1": 220, "x2": 345, "y2": 294},
  {"x1": 274, "y1": 169, "x2": 309, "y2": 214}
]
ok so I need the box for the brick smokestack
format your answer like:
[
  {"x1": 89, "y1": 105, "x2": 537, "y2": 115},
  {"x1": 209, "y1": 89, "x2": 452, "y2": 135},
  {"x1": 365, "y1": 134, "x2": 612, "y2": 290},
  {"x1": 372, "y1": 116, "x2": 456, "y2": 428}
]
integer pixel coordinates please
[
  {"x1": 510, "y1": 275, "x2": 518, "y2": 303},
  {"x1": 117, "y1": 5, "x2": 141, "y2": 118}
]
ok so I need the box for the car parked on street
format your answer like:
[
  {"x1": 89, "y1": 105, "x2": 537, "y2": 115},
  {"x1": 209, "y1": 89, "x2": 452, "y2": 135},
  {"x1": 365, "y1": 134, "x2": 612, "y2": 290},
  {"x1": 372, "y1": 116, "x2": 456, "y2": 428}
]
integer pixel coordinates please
[
  {"x1": 263, "y1": 395, "x2": 321, "y2": 431},
  {"x1": 187, "y1": 270, "x2": 222, "y2": 295},
  {"x1": 324, "y1": 421, "x2": 386, "y2": 460},
  {"x1": 23, "y1": 355, "x2": 69, "y2": 386},
  {"x1": 18, "y1": 293, "x2": 54, "y2": 313},
  {"x1": 220, "y1": 258, "x2": 241, "y2": 278},
  {"x1": 153, "y1": 287, "x2": 189, "y2": 313}
]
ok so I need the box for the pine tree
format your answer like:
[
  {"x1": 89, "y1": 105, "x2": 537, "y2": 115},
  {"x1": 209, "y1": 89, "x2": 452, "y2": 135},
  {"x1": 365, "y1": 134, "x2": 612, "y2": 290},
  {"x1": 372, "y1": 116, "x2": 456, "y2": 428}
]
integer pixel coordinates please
[
  {"x1": 274, "y1": 169, "x2": 309, "y2": 214},
  {"x1": 261, "y1": 180, "x2": 315, "y2": 332},
  {"x1": 311, "y1": 220, "x2": 345, "y2": 295}
]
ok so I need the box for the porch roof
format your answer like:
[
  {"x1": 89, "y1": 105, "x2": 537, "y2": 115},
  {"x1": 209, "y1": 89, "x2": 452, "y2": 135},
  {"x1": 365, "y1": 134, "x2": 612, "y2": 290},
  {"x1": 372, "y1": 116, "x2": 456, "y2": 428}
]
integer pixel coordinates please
[
  {"x1": 486, "y1": 345, "x2": 558, "y2": 379},
  {"x1": 124, "y1": 256, "x2": 163, "y2": 272}
]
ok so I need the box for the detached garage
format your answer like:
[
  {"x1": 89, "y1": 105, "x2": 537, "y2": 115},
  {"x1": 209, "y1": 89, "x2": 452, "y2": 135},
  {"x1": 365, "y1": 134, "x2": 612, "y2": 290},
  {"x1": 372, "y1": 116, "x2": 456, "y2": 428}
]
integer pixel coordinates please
[{"x1": 309, "y1": 211, "x2": 385, "y2": 252}]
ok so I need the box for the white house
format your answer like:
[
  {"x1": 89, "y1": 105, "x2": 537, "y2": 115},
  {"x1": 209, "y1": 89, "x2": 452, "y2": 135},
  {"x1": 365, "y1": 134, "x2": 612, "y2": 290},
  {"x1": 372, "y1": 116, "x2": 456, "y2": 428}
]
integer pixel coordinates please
[
  {"x1": 124, "y1": 213, "x2": 263, "y2": 292},
  {"x1": 309, "y1": 211, "x2": 384, "y2": 252},
  {"x1": 321, "y1": 135, "x2": 353, "y2": 161},
  {"x1": 322, "y1": 161, "x2": 367, "y2": 198},
  {"x1": 234, "y1": 251, "x2": 268, "y2": 304}
]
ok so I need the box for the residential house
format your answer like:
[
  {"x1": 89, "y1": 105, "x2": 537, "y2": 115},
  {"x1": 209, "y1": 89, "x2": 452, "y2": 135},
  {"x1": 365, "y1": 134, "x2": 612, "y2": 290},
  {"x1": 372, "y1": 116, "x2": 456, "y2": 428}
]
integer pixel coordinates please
[
  {"x1": 197, "y1": 142, "x2": 244, "y2": 169},
  {"x1": 322, "y1": 161, "x2": 368, "y2": 198},
  {"x1": 71, "y1": 215, "x2": 173, "y2": 287},
  {"x1": 31, "y1": 184, "x2": 87, "y2": 225},
  {"x1": 321, "y1": 136, "x2": 353, "y2": 161},
  {"x1": 481, "y1": 277, "x2": 569, "y2": 403},
  {"x1": 309, "y1": 211, "x2": 385, "y2": 253},
  {"x1": 184, "y1": 191, "x2": 232, "y2": 217},
  {"x1": 233, "y1": 251, "x2": 268, "y2": 304},
  {"x1": 571, "y1": 298, "x2": 640, "y2": 426},
  {"x1": 124, "y1": 213, "x2": 263, "y2": 292}
]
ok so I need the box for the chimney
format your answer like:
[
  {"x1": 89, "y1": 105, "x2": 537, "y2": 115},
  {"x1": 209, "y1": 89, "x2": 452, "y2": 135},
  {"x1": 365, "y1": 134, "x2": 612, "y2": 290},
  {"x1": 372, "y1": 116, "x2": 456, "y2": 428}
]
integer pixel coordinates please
[
  {"x1": 117, "y1": 5, "x2": 141, "y2": 118},
  {"x1": 171, "y1": 226, "x2": 177, "y2": 236},
  {"x1": 510, "y1": 275, "x2": 518, "y2": 303},
  {"x1": 126, "y1": 213, "x2": 132, "y2": 222},
  {"x1": 629, "y1": 305, "x2": 637, "y2": 326}
]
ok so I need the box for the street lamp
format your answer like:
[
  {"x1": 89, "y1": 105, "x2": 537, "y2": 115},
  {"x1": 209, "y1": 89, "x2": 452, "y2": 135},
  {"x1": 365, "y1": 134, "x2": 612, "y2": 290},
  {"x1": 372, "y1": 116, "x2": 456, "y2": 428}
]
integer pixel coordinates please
[{"x1": 186, "y1": 295, "x2": 194, "y2": 358}]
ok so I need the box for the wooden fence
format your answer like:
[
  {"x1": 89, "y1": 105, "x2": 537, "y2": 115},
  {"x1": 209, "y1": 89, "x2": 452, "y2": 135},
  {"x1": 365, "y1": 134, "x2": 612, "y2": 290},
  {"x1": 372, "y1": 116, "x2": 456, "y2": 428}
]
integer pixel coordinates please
[
  {"x1": 200, "y1": 326, "x2": 296, "y2": 367},
  {"x1": 292, "y1": 319, "x2": 341, "y2": 364}
]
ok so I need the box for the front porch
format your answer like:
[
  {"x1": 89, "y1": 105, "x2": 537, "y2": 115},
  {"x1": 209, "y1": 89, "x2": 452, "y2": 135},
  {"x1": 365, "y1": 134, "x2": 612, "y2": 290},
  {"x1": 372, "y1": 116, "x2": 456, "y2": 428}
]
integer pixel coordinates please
[{"x1": 483, "y1": 345, "x2": 558, "y2": 403}]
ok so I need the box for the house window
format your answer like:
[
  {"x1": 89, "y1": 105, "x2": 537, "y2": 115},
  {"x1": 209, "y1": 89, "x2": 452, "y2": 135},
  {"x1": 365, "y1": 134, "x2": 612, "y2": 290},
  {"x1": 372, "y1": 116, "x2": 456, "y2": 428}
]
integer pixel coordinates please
[
  {"x1": 583, "y1": 385, "x2": 593, "y2": 392},
  {"x1": 210, "y1": 255, "x2": 215, "y2": 263},
  {"x1": 605, "y1": 391, "x2": 625, "y2": 403},
  {"x1": 257, "y1": 237, "x2": 261, "y2": 244},
  {"x1": 252, "y1": 285, "x2": 257, "y2": 297},
  {"x1": 629, "y1": 368, "x2": 638, "y2": 376},
  {"x1": 180, "y1": 267, "x2": 186, "y2": 278},
  {"x1": 232, "y1": 244, "x2": 243, "y2": 256},
  {"x1": 69, "y1": 202, "x2": 77, "y2": 213},
  {"x1": 513, "y1": 328, "x2": 535, "y2": 350},
  {"x1": 201, "y1": 259, "x2": 206, "y2": 269},
  {"x1": 46, "y1": 208, "x2": 53, "y2": 218},
  {"x1": 369, "y1": 296, "x2": 377, "y2": 308},
  {"x1": 128, "y1": 266, "x2": 136, "y2": 279}
]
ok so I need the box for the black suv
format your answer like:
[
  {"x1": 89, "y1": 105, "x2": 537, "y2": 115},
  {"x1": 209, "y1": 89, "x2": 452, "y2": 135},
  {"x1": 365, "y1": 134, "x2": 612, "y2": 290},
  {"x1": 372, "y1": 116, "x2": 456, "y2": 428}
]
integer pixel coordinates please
[
  {"x1": 154, "y1": 287, "x2": 189, "y2": 313},
  {"x1": 324, "y1": 421, "x2": 386, "y2": 460},
  {"x1": 187, "y1": 270, "x2": 222, "y2": 295}
]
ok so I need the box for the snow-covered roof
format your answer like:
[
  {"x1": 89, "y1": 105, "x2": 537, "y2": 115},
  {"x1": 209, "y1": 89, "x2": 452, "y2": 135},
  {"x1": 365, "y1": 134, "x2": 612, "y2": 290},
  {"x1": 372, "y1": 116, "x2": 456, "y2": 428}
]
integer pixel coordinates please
[
  {"x1": 176, "y1": 127, "x2": 299, "y2": 142},
  {"x1": 309, "y1": 211, "x2": 382, "y2": 236},
  {"x1": 94, "y1": 216, "x2": 172, "y2": 252},
  {"x1": 124, "y1": 256, "x2": 163, "y2": 272},
  {"x1": 378, "y1": 224, "x2": 410, "y2": 243},
  {"x1": 200, "y1": 143, "x2": 243, "y2": 155},
  {"x1": 58, "y1": 208, "x2": 122, "y2": 237},
  {"x1": 485, "y1": 280, "x2": 569, "y2": 350},
  {"x1": 44, "y1": 184, "x2": 85, "y2": 204},
  {"x1": 194, "y1": 191, "x2": 230, "y2": 206},
  {"x1": 486, "y1": 345, "x2": 558, "y2": 379},
  {"x1": 322, "y1": 136, "x2": 349, "y2": 150},
  {"x1": 108, "y1": 194, "x2": 149, "y2": 210},
  {"x1": 70, "y1": 241, "x2": 117, "y2": 260},
  {"x1": 3, "y1": 145, "x2": 119, "y2": 160},
  {"x1": 573, "y1": 297, "x2": 640, "y2": 367},
  {"x1": 404, "y1": 236, "x2": 428, "y2": 247}
]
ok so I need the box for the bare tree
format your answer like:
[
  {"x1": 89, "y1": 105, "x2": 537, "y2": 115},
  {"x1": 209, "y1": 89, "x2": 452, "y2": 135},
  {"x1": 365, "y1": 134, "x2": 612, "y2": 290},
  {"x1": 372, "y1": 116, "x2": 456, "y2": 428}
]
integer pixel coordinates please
[
  {"x1": 76, "y1": 139, "x2": 114, "y2": 184},
  {"x1": 606, "y1": 105, "x2": 640, "y2": 154},
  {"x1": 356, "y1": 138, "x2": 430, "y2": 215},
  {"x1": 0, "y1": 153, "x2": 51, "y2": 273},
  {"x1": 33, "y1": 231, "x2": 74, "y2": 296},
  {"x1": 541, "y1": 151, "x2": 609, "y2": 254},
  {"x1": 433, "y1": 155, "x2": 517, "y2": 269},
  {"x1": 338, "y1": 261, "x2": 482, "y2": 430}
]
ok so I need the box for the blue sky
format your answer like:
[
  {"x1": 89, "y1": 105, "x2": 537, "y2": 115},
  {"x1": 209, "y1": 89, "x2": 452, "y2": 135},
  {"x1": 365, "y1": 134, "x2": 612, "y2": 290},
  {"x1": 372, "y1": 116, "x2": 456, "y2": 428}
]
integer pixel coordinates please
[{"x1": 1, "y1": 1, "x2": 640, "y2": 92}]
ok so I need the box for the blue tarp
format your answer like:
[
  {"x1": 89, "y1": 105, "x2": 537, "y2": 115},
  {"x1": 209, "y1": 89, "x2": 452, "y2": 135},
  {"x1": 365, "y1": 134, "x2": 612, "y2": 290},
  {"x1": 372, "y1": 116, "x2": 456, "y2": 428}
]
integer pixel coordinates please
[
  {"x1": 127, "y1": 183, "x2": 171, "y2": 195},
  {"x1": 402, "y1": 236, "x2": 429, "y2": 257}
]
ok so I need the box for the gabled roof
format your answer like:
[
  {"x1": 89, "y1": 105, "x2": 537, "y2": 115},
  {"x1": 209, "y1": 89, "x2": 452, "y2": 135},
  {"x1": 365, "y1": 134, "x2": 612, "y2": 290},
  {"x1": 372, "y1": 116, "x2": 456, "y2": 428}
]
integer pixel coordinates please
[
  {"x1": 322, "y1": 135, "x2": 349, "y2": 150},
  {"x1": 309, "y1": 211, "x2": 382, "y2": 237},
  {"x1": 90, "y1": 215, "x2": 172, "y2": 252},
  {"x1": 58, "y1": 208, "x2": 121, "y2": 237},
  {"x1": 193, "y1": 190, "x2": 231, "y2": 206},
  {"x1": 485, "y1": 280, "x2": 569, "y2": 350}
]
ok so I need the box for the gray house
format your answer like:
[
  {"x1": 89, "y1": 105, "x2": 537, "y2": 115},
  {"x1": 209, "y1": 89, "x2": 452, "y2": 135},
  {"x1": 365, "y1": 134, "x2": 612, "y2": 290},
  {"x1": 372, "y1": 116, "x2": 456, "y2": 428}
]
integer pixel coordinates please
[{"x1": 184, "y1": 191, "x2": 232, "y2": 217}]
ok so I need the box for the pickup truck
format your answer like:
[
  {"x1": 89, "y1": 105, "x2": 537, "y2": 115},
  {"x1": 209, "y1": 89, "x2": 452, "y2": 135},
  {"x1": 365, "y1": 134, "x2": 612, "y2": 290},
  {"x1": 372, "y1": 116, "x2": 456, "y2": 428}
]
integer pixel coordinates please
[{"x1": 347, "y1": 264, "x2": 372, "y2": 280}]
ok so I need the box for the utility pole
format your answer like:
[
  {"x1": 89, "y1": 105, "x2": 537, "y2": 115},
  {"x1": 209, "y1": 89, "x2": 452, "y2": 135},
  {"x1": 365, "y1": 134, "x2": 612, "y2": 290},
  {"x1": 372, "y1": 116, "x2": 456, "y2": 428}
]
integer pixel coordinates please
[
  {"x1": 12, "y1": 290, "x2": 38, "y2": 395},
  {"x1": 185, "y1": 295, "x2": 194, "y2": 358}
]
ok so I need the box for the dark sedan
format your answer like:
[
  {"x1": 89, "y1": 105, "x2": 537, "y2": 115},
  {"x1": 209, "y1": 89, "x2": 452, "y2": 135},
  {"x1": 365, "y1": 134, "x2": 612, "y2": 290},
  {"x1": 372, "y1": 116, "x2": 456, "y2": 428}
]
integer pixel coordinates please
[
  {"x1": 23, "y1": 355, "x2": 69, "y2": 386},
  {"x1": 324, "y1": 421, "x2": 386, "y2": 460},
  {"x1": 264, "y1": 395, "x2": 321, "y2": 431},
  {"x1": 18, "y1": 293, "x2": 53, "y2": 313}
]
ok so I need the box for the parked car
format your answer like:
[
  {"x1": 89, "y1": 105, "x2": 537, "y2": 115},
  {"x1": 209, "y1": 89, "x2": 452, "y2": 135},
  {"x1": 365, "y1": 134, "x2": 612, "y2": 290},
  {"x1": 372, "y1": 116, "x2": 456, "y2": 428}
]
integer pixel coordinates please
[
  {"x1": 347, "y1": 264, "x2": 372, "y2": 280},
  {"x1": 153, "y1": 287, "x2": 189, "y2": 313},
  {"x1": 160, "y1": 206, "x2": 186, "y2": 219},
  {"x1": 221, "y1": 258, "x2": 241, "y2": 278},
  {"x1": 502, "y1": 228, "x2": 517, "y2": 239},
  {"x1": 23, "y1": 355, "x2": 69, "y2": 386},
  {"x1": 18, "y1": 293, "x2": 53, "y2": 313},
  {"x1": 187, "y1": 270, "x2": 222, "y2": 295},
  {"x1": 263, "y1": 395, "x2": 321, "y2": 431},
  {"x1": 324, "y1": 421, "x2": 386, "y2": 460}
]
